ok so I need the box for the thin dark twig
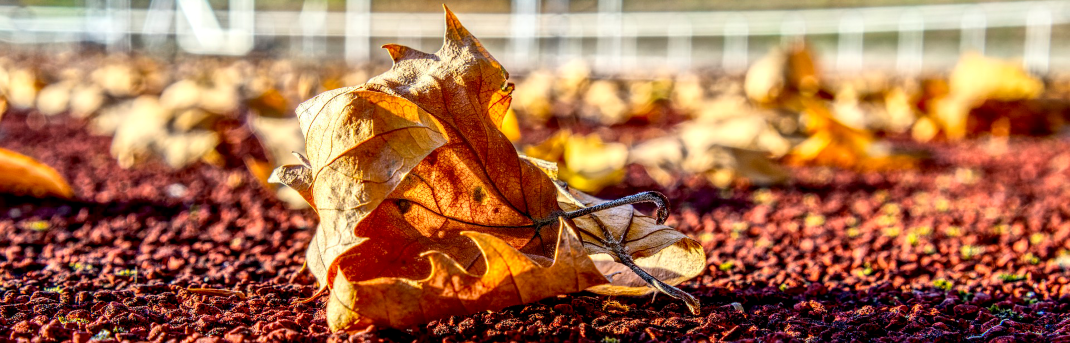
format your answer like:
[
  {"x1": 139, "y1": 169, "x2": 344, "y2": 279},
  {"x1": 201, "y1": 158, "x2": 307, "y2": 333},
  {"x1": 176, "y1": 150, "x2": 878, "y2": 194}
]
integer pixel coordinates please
[
  {"x1": 533, "y1": 191, "x2": 670, "y2": 229},
  {"x1": 617, "y1": 251, "x2": 701, "y2": 315}
]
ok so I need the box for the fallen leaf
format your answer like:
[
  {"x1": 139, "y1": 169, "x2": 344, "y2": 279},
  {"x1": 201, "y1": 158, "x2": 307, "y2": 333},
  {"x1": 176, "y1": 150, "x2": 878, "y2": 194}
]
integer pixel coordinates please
[
  {"x1": 630, "y1": 136, "x2": 788, "y2": 188},
  {"x1": 671, "y1": 73, "x2": 706, "y2": 115},
  {"x1": 744, "y1": 48, "x2": 786, "y2": 106},
  {"x1": 248, "y1": 115, "x2": 310, "y2": 209},
  {"x1": 326, "y1": 220, "x2": 605, "y2": 330},
  {"x1": 919, "y1": 54, "x2": 1044, "y2": 140},
  {"x1": 4, "y1": 68, "x2": 41, "y2": 110},
  {"x1": 523, "y1": 131, "x2": 628, "y2": 193},
  {"x1": 556, "y1": 185, "x2": 704, "y2": 315},
  {"x1": 272, "y1": 7, "x2": 607, "y2": 331},
  {"x1": 785, "y1": 97, "x2": 916, "y2": 170},
  {"x1": 108, "y1": 96, "x2": 221, "y2": 169},
  {"x1": 511, "y1": 70, "x2": 555, "y2": 123},
  {"x1": 0, "y1": 147, "x2": 74, "y2": 198},
  {"x1": 35, "y1": 80, "x2": 74, "y2": 116},
  {"x1": 69, "y1": 83, "x2": 106, "y2": 118},
  {"x1": 582, "y1": 80, "x2": 630, "y2": 125}
]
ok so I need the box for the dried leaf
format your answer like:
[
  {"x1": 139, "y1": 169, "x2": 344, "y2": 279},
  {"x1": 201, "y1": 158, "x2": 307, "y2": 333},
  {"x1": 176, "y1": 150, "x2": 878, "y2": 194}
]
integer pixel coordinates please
[
  {"x1": 4, "y1": 68, "x2": 40, "y2": 109},
  {"x1": 556, "y1": 186, "x2": 704, "y2": 314},
  {"x1": 248, "y1": 115, "x2": 310, "y2": 209},
  {"x1": 785, "y1": 97, "x2": 915, "y2": 170},
  {"x1": 582, "y1": 80, "x2": 630, "y2": 125},
  {"x1": 280, "y1": 88, "x2": 448, "y2": 290},
  {"x1": 327, "y1": 220, "x2": 605, "y2": 330},
  {"x1": 921, "y1": 54, "x2": 1044, "y2": 140},
  {"x1": 523, "y1": 131, "x2": 627, "y2": 193},
  {"x1": 0, "y1": 147, "x2": 74, "y2": 198},
  {"x1": 273, "y1": 7, "x2": 607, "y2": 331},
  {"x1": 630, "y1": 135, "x2": 788, "y2": 188},
  {"x1": 36, "y1": 80, "x2": 74, "y2": 116},
  {"x1": 108, "y1": 96, "x2": 221, "y2": 169}
]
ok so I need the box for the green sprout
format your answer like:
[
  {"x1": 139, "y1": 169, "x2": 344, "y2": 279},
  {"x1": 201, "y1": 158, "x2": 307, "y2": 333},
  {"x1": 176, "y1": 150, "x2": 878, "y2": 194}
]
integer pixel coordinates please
[
  {"x1": 805, "y1": 214, "x2": 825, "y2": 227},
  {"x1": 935, "y1": 198, "x2": 950, "y2": 212},
  {"x1": 115, "y1": 268, "x2": 138, "y2": 283},
  {"x1": 58, "y1": 315, "x2": 89, "y2": 325},
  {"x1": 718, "y1": 261, "x2": 735, "y2": 272},
  {"x1": 860, "y1": 263, "x2": 875, "y2": 276},
  {"x1": 960, "y1": 245, "x2": 985, "y2": 260},
  {"x1": 997, "y1": 273, "x2": 1027, "y2": 282},
  {"x1": 752, "y1": 189, "x2": 774, "y2": 205},
  {"x1": 25, "y1": 220, "x2": 50, "y2": 231},
  {"x1": 1023, "y1": 253, "x2": 1041, "y2": 265},
  {"x1": 987, "y1": 305, "x2": 1022, "y2": 320},
  {"x1": 906, "y1": 232, "x2": 920, "y2": 246},
  {"x1": 932, "y1": 278, "x2": 953, "y2": 291},
  {"x1": 69, "y1": 262, "x2": 94, "y2": 272},
  {"x1": 1030, "y1": 233, "x2": 1046, "y2": 245}
]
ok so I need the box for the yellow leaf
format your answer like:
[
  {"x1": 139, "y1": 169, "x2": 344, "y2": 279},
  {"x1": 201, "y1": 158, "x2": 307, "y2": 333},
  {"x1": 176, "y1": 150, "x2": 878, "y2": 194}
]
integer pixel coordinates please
[{"x1": 524, "y1": 131, "x2": 627, "y2": 193}]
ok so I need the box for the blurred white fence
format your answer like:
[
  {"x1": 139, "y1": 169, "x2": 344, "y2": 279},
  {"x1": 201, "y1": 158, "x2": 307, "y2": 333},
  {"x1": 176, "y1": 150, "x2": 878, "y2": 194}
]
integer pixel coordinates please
[{"x1": 0, "y1": 0, "x2": 1067, "y2": 74}]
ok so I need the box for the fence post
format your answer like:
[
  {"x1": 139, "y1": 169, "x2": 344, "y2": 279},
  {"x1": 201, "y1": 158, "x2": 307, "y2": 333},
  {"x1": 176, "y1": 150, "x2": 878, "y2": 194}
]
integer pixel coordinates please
[
  {"x1": 897, "y1": 11, "x2": 924, "y2": 75},
  {"x1": 960, "y1": 6, "x2": 986, "y2": 54},
  {"x1": 597, "y1": 0, "x2": 622, "y2": 74},
  {"x1": 141, "y1": 0, "x2": 175, "y2": 50},
  {"x1": 723, "y1": 17, "x2": 749, "y2": 72},
  {"x1": 837, "y1": 12, "x2": 864, "y2": 72},
  {"x1": 300, "y1": 0, "x2": 328, "y2": 57},
  {"x1": 667, "y1": 16, "x2": 692, "y2": 71},
  {"x1": 511, "y1": 0, "x2": 540, "y2": 70},
  {"x1": 1024, "y1": 6, "x2": 1051, "y2": 74},
  {"x1": 106, "y1": 0, "x2": 131, "y2": 51},
  {"x1": 345, "y1": 0, "x2": 370, "y2": 65}
]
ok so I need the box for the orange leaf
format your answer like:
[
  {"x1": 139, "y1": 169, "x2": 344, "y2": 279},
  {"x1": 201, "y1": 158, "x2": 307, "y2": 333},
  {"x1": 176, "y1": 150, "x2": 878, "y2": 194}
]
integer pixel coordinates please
[
  {"x1": 326, "y1": 220, "x2": 606, "y2": 330},
  {"x1": 0, "y1": 147, "x2": 74, "y2": 198},
  {"x1": 271, "y1": 7, "x2": 607, "y2": 331}
]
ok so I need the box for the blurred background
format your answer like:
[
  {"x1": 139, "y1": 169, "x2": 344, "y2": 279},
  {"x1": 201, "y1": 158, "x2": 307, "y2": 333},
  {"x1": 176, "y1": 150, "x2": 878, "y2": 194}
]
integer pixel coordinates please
[{"x1": 1, "y1": 0, "x2": 1068, "y2": 74}]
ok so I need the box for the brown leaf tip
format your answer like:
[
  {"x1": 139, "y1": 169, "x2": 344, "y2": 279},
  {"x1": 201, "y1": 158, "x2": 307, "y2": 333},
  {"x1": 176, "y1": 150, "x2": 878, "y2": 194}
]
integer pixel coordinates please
[
  {"x1": 441, "y1": 5, "x2": 479, "y2": 51},
  {"x1": 382, "y1": 44, "x2": 430, "y2": 64}
]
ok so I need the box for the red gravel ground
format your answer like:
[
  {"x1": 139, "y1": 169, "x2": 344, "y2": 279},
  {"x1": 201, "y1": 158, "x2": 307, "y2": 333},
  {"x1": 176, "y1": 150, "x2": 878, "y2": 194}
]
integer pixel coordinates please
[{"x1": 2, "y1": 110, "x2": 1070, "y2": 342}]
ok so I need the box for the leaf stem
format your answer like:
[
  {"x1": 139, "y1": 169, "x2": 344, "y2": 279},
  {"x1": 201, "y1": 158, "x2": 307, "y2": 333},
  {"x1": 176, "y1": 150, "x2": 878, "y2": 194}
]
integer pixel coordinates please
[
  {"x1": 535, "y1": 191, "x2": 670, "y2": 229},
  {"x1": 616, "y1": 248, "x2": 702, "y2": 315}
]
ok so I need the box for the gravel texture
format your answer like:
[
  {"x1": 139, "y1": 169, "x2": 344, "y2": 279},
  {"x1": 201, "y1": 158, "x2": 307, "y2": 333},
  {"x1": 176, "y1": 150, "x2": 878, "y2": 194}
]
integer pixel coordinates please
[{"x1": 2, "y1": 111, "x2": 1070, "y2": 342}]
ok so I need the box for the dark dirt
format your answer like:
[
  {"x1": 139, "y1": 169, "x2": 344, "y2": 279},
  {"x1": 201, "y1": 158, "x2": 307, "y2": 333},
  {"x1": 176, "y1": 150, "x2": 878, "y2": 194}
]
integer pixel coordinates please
[{"x1": 2, "y1": 111, "x2": 1070, "y2": 342}]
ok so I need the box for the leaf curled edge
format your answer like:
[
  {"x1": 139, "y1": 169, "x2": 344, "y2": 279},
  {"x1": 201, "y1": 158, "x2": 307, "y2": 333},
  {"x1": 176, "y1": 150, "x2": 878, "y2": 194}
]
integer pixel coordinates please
[
  {"x1": 271, "y1": 88, "x2": 449, "y2": 294},
  {"x1": 558, "y1": 187, "x2": 705, "y2": 297},
  {"x1": 326, "y1": 218, "x2": 608, "y2": 331}
]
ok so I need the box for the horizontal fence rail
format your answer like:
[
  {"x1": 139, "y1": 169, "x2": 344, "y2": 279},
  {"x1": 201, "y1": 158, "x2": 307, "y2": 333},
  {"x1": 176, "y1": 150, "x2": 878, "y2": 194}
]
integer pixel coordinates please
[{"x1": 0, "y1": 0, "x2": 1067, "y2": 74}]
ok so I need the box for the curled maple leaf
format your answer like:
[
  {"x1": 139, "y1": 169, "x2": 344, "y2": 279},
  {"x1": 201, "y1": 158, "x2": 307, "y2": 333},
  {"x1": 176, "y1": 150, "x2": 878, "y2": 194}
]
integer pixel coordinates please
[
  {"x1": 273, "y1": 7, "x2": 705, "y2": 331},
  {"x1": 272, "y1": 7, "x2": 609, "y2": 331}
]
